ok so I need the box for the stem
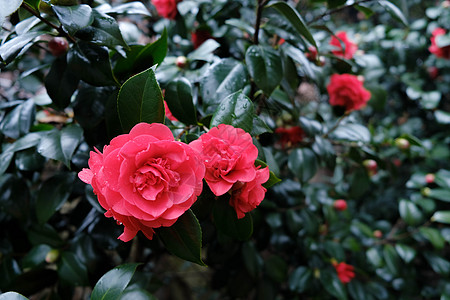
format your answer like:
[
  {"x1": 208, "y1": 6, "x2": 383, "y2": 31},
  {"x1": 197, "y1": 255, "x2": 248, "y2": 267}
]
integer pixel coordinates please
[
  {"x1": 253, "y1": 0, "x2": 269, "y2": 45},
  {"x1": 21, "y1": 2, "x2": 76, "y2": 43},
  {"x1": 308, "y1": 0, "x2": 375, "y2": 25},
  {"x1": 322, "y1": 110, "x2": 351, "y2": 139}
]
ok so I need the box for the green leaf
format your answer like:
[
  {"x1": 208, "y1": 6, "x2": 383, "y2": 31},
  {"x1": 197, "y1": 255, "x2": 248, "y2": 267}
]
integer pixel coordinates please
[
  {"x1": 378, "y1": 0, "x2": 408, "y2": 26},
  {"x1": 242, "y1": 242, "x2": 263, "y2": 278},
  {"x1": 213, "y1": 197, "x2": 253, "y2": 241},
  {"x1": 267, "y1": 1, "x2": 317, "y2": 48},
  {"x1": 428, "y1": 189, "x2": 450, "y2": 202},
  {"x1": 0, "y1": 292, "x2": 29, "y2": 300},
  {"x1": 36, "y1": 172, "x2": 76, "y2": 225},
  {"x1": 366, "y1": 248, "x2": 383, "y2": 267},
  {"x1": 67, "y1": 42, "x2": 118, "y2": 86},
  {"x1": 37, "y1": 125, "x2": 83, "y2": 167},
  {"x1": 395, "y1": 244, "x2": 416, "y2": 264},
  {"x1": 114, "y1": 28, "x2": 167, "y2": 79},
  {"x1": 419, "y1": 227, "x2": 445, "y2": 250},
  {"x1": 399, "y1": 199, "x2": 423, "y2": 226},
  {"x1": 320, "y1": 269, "x2": 348, "y2": 300},
  {"x1": 383, "y1": 244, "x2": 401, "y2": 276},
  {"x1": 164, "y1": 77, "x2": 197, "y2": 125},
  {"x1": 157, "y1": 210, "x2": 205, "y2": 266},
  {"x1": 99, "y1": 2, "x2": 151, "y2": 16},
  {"x1": 57, "y1": 251, "x2": 89, "y2": 286},
  {"x1": 0, "y1": 0, "x2": 23, "y2": 23},
  {"x1": 91, "y1": 263, "x2": 140, "y2": 300},
  {"x1": 289, "y1": 266, "x2": 311, "y2": 293},
  {"x1": 22, "y1": 244, "x2": 52, "y2": 269},
  {"x1": 255, "y1": 159, "x2": 281, "y2": 189},
  {"x1": 76, "y1": 10, "x2": 128, "y2": 48},
  {"x1": 436, "y1": 34, "x2": 450, "y2": 48},
  {"x1": 435, "y1": 170, "x2": 450, "y2": 188},
  {"x1": 431, "y1": 211, "x2": 450, "y2": 224},
  {"x1": 210, "y1": 91, "x2": 254, "y2": 132},
  {"x1": 200, "y1": 58, "x2": 249, "y2": 113},
  {"x1": 187, "y1": 39, "x2": 220, "y2": 61},
  {"x1": 424, "y1": 252, "x2": 450, "y2": 275},
  {"x1": 264, "y1": 255, "x2": 287, "y2": 283},
  {"x1": 0, "y1": 31, "x2": 44, "y2": 67},
  {"x1": 119, "y1": 289, "x2": 157, "y2": 300},
  {"x1": 245, "y1": 45, "x2": 282, "y2": 96},
  {"x1": 435, "y1": 110, "x2": 450, "y2": 124},
  {"x1": 53, "y1": 5, "x2": 94, "y2": 35},
  {"x1": 27, "y1": 224, "x2": 64, "y2": 248},
  {"x1": 355, "y1": 4, "x2": 374, "y2": 18},
  {"x1": 348, "y1": 281, "x2": 368, "y2": 300},
  {"x1": 0, "y1": 99, "x2": 35, "y2": 139},
  {"x1": 331, "y1": 123, "x2": 371, "y2": 143},
  {"x1": 45, "y1": 55, "x2": 80, "y2": 109},
  {"x1": 117, "y1": 66, "x2": 164, "y2": 132},
  {"x1": 288, "y1": 148, "x2": 318, "y2": 182},
  {"x1": 24, "y1": 0, "x2": 40, "y2": 11}
]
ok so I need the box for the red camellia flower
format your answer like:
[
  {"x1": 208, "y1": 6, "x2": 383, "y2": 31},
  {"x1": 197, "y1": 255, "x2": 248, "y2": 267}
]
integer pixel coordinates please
[
  {"x1": 189, "y1": 124, "x2": 259, "y2": 196},
  {"x1": 78, "y1": 123, "x2": 205, "y2": 242},
  {"x1": 429, "y1": 28, "x2": 450, "y2": 59},
  {"x1": 329, "y1": 31, "x2": 358, "y2": 59},
  {"x1": 192, "y1": 29, "x2": 213, "y2": 49},
  {"x1": 152, "y1": 0, "x2": 179, "y2": 20},
  {"x1": 332, "y1": 261, "x2": 355, "y2": 284},
  {"x1": 229, "y1": 167, "x2": 270, "y2": 219},
  {"x1": 275, "y1": 126, "x2": 305, "y2": 149},
  {"x1": 327, "y1": 74, "x2": 371, "y2": 111}
]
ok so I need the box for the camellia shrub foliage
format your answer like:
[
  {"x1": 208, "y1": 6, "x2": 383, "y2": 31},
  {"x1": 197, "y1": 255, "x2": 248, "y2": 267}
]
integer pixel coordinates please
[{"x1": 1, "y1": 0, "x2": 450, "y2": 299}]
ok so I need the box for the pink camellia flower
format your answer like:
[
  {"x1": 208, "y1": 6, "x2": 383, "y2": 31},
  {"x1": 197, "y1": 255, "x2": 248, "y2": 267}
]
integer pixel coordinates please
[
  {"x1": 327, "y1": 74, "x2": 371, "y2": 111},
  {"x1": 189, "y1": 124, "x2": 258, "y2": 196},
  {"x1": 152, "y1": 0, "x2": 179, "y2": 20},
  {"x1": 191, "y1": 28, "x2": 213, "y2": 49},
  {"x1": 429, "y1": 28, "x2": 450, "y2": 59},
  {"x1": 329, "y1": 31, "x2": 358, "y2": 59},
  {"x1": 332, "y1": 261, "x2": 355, "y2": 284},
  {"x1": 229, "y1": 167, "x2": 270, "y2": 219},
  {"x1": 78, "y1": 123, "x2": 205, "y2": 242}
]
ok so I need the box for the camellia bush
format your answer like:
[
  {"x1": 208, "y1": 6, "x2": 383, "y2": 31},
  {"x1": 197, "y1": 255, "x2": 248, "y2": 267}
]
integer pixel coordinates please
[{"x1": 0, "y1": 0, "x2": 450, "y2": 299}]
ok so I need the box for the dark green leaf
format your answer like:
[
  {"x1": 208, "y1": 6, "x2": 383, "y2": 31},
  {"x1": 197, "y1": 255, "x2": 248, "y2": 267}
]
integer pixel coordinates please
[
  {"x1": 53, "y1": 5, "x2": 94, "y2": 35},
  {"x1": 331, "y1": 124, "x2": 371, "y2": 143},
  {"x1": 432, "y1": 211, "x2": 450, "y2": 224},
  {"x1": 200, "y1": 58, "x2": 249, "y2": 113},
  {"x1": 119, "y1": 289, "x2": 156, "y2": 300},
  {"x1": 428, "y1": 189, "x2": 450, "y2": 202},
  {"x1": 67, "y1": 42, "x2": 118, "y2": 86},
  {"x1": 435, "y1": 170, "x2": 450, "y2": 188},
  {"x1": 268, "y1": 1, "x2": 317, "y2": 48},
  {"x1": 245, "y1": 45, "x2": 282, "y2": 96},
  {"x1": 36, "y1": 172, "x2": 76, "y2": 225},
  {"x1": 100, "y1": 2, "x2": 151, "y2": 16},
  {"x1": 288, "y1": 266, "x2": 311, "y2": 293},
  {"x1": 424, "y1": 252, "x2": 450, "y2": 275},
  {"x1": 355, "y1": 5, "x2": 374, "y2": 18},
  {"x1": 264, "y1": 255, "x2": 287, "y2": 283},
  {"x1": 399, "y1": 199, "x2": 423, "y2": 226},
  {"x1": 395, "y1": 244, "x2": 416, "y2": 264},
  {"x1": 210, "y1": 91, "x2": 254, "y2": 132},
  {"x1": 0, "y1": 99, "x2": 35, "y2": 139},
  {"x1": 117, "y1": 66, "x2": 164, "y2": 132},
  {"x1": 255, "y1": 159, "x2": 281, "y2": 188},
  {"x1": 348, "y1": 280, "x2": 368, "y2": 300},
  {"x1": 22, "y1": 244, "x2": 52, "y2": 269},
  {"x1": 188, "y1": 39, "x2": 220, "y2": 61},
  {"x1": 320, "y1": 269, "x2": 348, "y2": 300},
  {"x1": 383, "y1": 244, "x2": 401, "y2": 276},
  {"x1": 0, "y1": 31, "x2": 44, "y2": 66},
  {"x1": 419, "y1": 227, "x2": 445, "y2": 250},
  {"x1": 45, "y1": 55, "x2": 80, "y2": 109},
  {"x1": 27, "y1": 224, "x2": 64, "y2": 248},
  {"x1": 327, "y1": 0, "x2": 346, "y2": 9},
  {"x1": 91, "y1": 263, "x2": 140, "y2": 300},
  {"x1": 0, "y1": 152, "x2": 14, "y2": 176},
  {"x1": 164, "y1": 77, "x2": 197, "y2": 125},
  {"x1": 242, "y1": 242, "x2": 263, "y2": 278},
  {"x1": 37, "y1": 125, "x2": 84, "y2": 167},
  {"x1": 378, "y1": 0, "x2": 408, "y2": 26},
  {"x1": 435, "y1": 110, "x2": 450, "y2": 124},
  {"x1": 288, "y1": 148, "x2": 318, "y2": 182},
  {"x1": 158, "y1": 210, "x2": 205, "y2": 266},
  {"x1": 57, "y1": 251, "x2": 89, "y2": 286},
  {"x1": 213, "y1": 197, "x2": 253, "y2": 241}
]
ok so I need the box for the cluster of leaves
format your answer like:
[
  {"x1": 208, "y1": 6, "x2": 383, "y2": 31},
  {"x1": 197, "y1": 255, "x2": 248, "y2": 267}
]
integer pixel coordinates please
[{"x1": 0, "y1": 0, "x2": 449, "y2": 299}]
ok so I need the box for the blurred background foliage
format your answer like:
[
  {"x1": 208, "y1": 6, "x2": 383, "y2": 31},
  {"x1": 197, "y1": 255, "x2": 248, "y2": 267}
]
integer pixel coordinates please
[{"x1": 0, "y1": 0, "x2": 449, "y2": 299}]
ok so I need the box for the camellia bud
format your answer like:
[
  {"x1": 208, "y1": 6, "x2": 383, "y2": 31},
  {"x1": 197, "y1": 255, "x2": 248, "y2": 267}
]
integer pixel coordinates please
[
  {"x1": 421, "y1": 187, "x2": 431, "y2": 197},
  {"x1": 373, "y1": 230, "x2": 382, "y2": 238},
  {"x1": 394, "y1": 138, "x2": 410, "y2": 150},
  {"x1": 48, "y1": 37, "x2": 69, "y2": 57},
  {"x1": 45, "y1": 249, "x2": 60, "y2": 263},
  {"x1": 333, "y1": 199, "x2": 347, "y2": 211},
  {"x1": 425, "y1": 173, "x2": 435, "y2": 184},
  {"x1": 175, "y1": 56, "x2": 187, "y2": 68},
  {"x1": 363, "y1": 159, "x2": 377, "y2": 176}
]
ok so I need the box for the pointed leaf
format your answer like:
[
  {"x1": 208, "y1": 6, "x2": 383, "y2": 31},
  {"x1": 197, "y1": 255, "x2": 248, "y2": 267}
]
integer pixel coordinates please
[
  {"x1": 187, "y1": 39, "x2": 220, "y2": 61},
  {"x1": 91, "y1": 263, "x2": 140, "y2": 300},
  {"x1": 53, "y1": 4, "x2": 94, "y2": 35},
  {"x1": 210, "y1": 91, "x2": 254, "y2": 132},
  {"x1": 164, "y1": 77, "x2": 197, "y2": 125},
  {"x1": 378, "y1": 0, "x2": 408, "y2": 26},
  {"x1": 399, "y1": 199, "x2": 423, "y2": 226},
  {"x1": 320, "y1": 269, "x2": 348, "y2": 300},
  {"x1": 157, "y1": 210, "x2": 205, "y2": 266},
  {"x1": 431, "y1": 211, "x2": 450, "y2": 224},
  {"x1": 57, "y1": 251, "x2": 89, "y2": 286},
  {"x1": 0, "y1": 99, "x2": 35, "y2": 139},
  {"x1": 0, "y1": 31, "x2": 45, "y2": 66},
  {"x1": 419, "y1": 227, "x2": 445, "y2": 249},
  {"x1": 213, "y1": 197, "x2": 253, "y2": 241},
  {"x1": 288, "y1": 148, "x2": 318, "y2": 182},
  {"x1": 117, "y1": 66, "x2": 164, "y2": 132}
]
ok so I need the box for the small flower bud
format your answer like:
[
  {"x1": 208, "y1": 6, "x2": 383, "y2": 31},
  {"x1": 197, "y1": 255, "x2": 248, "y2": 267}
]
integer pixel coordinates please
[
  {"x1": 175, "y1": 56, "x2": 187, "y2": 68},
  {"x1": 421, "y1": 187, "x2": 431, "y2": 197},
  {"x1": 425, "y1": 173, "x2": 435, "y2": 184},
  {"x1": 373, "y1": 230, "x2": 382, "y2": 238},
  {"x1": 333, "y1": 199, "x2": 347, "y2": 211},
  {"x1": 394, "y1": 138, "x2": 410, "y2": 150},
  {"x1": 45, "y1": 249, "x2": 60, "y2": 263},
  {"x1": 48, "y1": 37, "x2": 69, "y2": 57}
]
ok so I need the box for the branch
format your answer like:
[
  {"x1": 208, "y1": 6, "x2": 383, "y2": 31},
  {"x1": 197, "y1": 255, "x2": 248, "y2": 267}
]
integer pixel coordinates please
[
  {"x1": 253, "y1": 0, "x2": 269, "y2": 45},
  {"x1": 322, "y1": 110, "x2": 351, "y2": 139},
  {"x1": 21, "y1": 2, "x2": 76, "y2": 43},
  {"x1": 308, "y1": 0, "x2": 376, "y2": 25}
]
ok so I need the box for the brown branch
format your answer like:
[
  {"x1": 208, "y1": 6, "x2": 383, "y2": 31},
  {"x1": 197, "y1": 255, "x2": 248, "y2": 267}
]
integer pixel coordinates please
[
  {"x1": 308, "y1": 0, "x2": 376, "y2": 25},
  {"x1": 253, "y1": 0, "x2": 269, "y2": 45}
]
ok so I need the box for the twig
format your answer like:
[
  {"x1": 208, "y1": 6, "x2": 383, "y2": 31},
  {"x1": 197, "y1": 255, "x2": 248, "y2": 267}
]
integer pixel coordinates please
[
  {"x1": 308, "y1": 0, "x2": 376, "y2": 25},
  {"x1": 322, "y1": 110, "x2": 351, "y2": 139},
  {"x1": 21, "y1": 2, "x2": 76, "y2": 43},
  {"x1": 253, "y1": 0, "x2": 269, "y2": 45}
]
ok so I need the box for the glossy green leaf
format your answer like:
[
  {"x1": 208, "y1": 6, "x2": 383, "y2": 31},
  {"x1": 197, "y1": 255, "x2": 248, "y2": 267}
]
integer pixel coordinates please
[
  {"x1": 399, "y1": 199, "x2": 423, "y2": 226},
  {"x1": 0, "y1": 31, "x2": 44, "y2": 67},
  {"x1": 210, "y1": 91, "x2": 254, "y2": 132},
  {"x1": 355, "y1": 4, "x2": 374, "y2": 18},
  {"x1": 117, "y1": 66, "x2": 164, "y2": 132},
  {"x1": 378, "y1": 0, "x2": 408, "y2": 26},
  {"x1": 187, "y1": 39, "x2": 220, "y2": 61},
  {"x1": 91, "y1": 263, "x2": 140, "y2": 300},
  {"x1": 419, "y1": 227, "x2": 445, "y2": 250},
  {"x1": 245, "y1": 45, "x2": 282, "y2": 96},
  {"x1": 53, "y1": 5, "x2": 94, "y2": 35},
  {"x1": 431, "y1": 211, "x2": 450, "y2": 224},
  {"x1": 27, "y1": 224, "x2": 64, "y2": 248},
  {"x1": 288, "y1": 148, "x2": 318, "y2": 182},
  {"x1": 24, "y1": 0, "x2": 40, "y2": 11},
  {"x1": 37, "y1": 125, "x2": 83, "y2": 167},
  {"x1": 36, "y1": 172, "x2": 76, "y2": 225},
  {"x1": 67, "y1": 42, "x2": 118, "y2": 86},
  {"x1": 348, "y1": 280, "x2": 368, "y2": 300},
  {"x1": 435, "y1": 170, "x2": 450, "y2": 188},
  {"x1": 0, "y1": 292, "x2": 29, "y2": 300},
  {"x1": 424, "y1": 252, "x2": 450, "y2": 275},
  {"x1": 428, "y1": 189, "x2": 450, "y2": 202},
  {"x1": 395, "y1": 244, "x2": 416, "y2": 264},
  {"x1": 0, "y1": 0, "x2": 23, "y2": 24},
  {"x1": 282, "y1": 44, "x2": 316, "y2": 79},
  {"x1": 57, "y1": 251, "x2": 89, "y2": 286},
  {"x1": 255, "y1": 159, "x2": 281, "y2": 188},
  {"x1": 383, "y1": 244, "x2": 401, "y2": 276},
  {"x1": 289, "y1": 266, "x2": 311, "y2": 293},
  {"x1": 435, "y1": 110, "x2": 450, "y2": 124},
  {"x1": 213, "y1": 197, "x2": 253, "y2": 241},
  {"x1": 158, "y1": 209, "x2": 205, "y2": 266},
  {"x1": 99, "y1": 2, "x2": 151, "y2": 16},
  {"x1": 200, "y1": 58, "x2": 249, "y2": 113},
  {"x1": 267, "y1": 1, "x2": 317, "y2": 48},
  {"x1": 331, "y1": 123, "x2": 371, "y2": 143},
  {"x1": 22, "y1": 244, "x2": 52, "y2": 269},
  {"x1": 45, "y1": 55, "x2": 80, "y2": 109},
  {"x1": 164, "y1": 77, "x2": 197, "y2": 125},
  {"x1": 76, "y1": 11, "x2": 128, "y2": 48},
  {"x1": 366, "y1": 248, "x2": 383, "y2": 267},
  {"x1": 0, "y1": 99, "x2": 35, "y2": 139},
  {"x1": 119, "y1": 289, "x2": 157, "y2": 300},
  {"x1": 320, "y1": 269, "x2": 348, "y2": 300}
]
